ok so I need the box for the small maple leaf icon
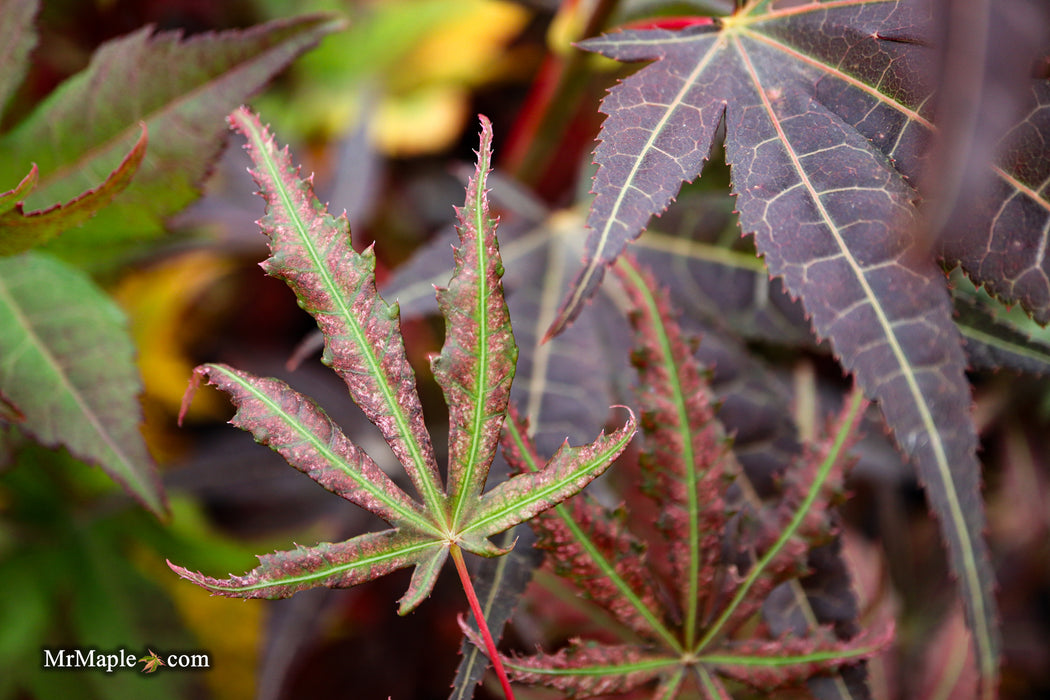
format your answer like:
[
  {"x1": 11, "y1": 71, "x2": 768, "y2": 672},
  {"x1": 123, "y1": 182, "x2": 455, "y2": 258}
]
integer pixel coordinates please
[{"x1": 138, "y1": 649, "x2": 165, "y2": 673}]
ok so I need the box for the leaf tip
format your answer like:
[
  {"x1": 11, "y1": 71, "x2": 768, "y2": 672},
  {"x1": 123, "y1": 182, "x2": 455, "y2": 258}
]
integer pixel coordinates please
[
  {"x1": 178, "y1": 365, "x2": 208, "y2": 427},
  {"x1": 543, "y1": 261, "x2": 608, "y2": 342},
  {"x1": 610, "y1": 403, "x2": 636, "y2": 424},
  {"x1": 166, "y1": 559, "x2": 208, "y2": 588},
  {"x1": 226, "y1": 105, "x2": 254, "y2": 131}
]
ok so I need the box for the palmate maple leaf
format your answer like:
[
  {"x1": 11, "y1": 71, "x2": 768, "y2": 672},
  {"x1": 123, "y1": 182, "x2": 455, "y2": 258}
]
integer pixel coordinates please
[
  {"x1": 543, "y1": 1, "x2": 1013, "y2": 695},
  {"x1": 168, "y1": 108, "x2": 635, "y2": 619},
  {"x1": 492, "y1": 257, "x2": 887, "y2": 698},
  {"x1": 139, "y1": 649, "x2": 164, "y2": 674}
]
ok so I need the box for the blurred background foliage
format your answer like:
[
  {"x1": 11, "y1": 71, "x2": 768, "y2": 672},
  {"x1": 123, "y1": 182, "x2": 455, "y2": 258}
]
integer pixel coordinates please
[
  {"x1": 1, "y1": 1, "x2": 556, "y2": 698},
  {"x1": 1, "y1": 1, "x2": 1049, "y2": 699},
  {"x1": 0, "y1": 0, "x2": 550, "y2": 696}
]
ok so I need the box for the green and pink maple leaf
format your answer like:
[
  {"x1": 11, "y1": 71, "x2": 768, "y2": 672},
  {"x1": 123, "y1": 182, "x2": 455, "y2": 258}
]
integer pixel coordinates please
[
  {"x1": 169, "y1": 109, "x2": 635, "y2": 623},
  {"x1": 138, "y1": 649, "x2": 165, "y2": 674}
]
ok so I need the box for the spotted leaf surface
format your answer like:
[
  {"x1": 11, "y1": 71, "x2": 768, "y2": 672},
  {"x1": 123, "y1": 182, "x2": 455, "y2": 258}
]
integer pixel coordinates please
[
  {"x1": 170, "y1": 110, "x2": 635, "y2": 619},
  {"x1": 496, "y1": 258, "x2": 881, "y2": 698}
]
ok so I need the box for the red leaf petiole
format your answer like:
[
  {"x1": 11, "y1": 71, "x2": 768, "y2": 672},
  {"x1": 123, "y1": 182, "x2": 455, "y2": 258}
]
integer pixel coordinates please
[{"x1": 451, "y1": 544, "x2": 516, "y2": 700}]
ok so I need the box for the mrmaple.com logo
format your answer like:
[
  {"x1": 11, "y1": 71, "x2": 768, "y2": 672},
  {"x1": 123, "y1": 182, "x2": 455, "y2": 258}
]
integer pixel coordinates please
[{"x1": 42, "y1": 648, "x2": 210, "y2": 673}]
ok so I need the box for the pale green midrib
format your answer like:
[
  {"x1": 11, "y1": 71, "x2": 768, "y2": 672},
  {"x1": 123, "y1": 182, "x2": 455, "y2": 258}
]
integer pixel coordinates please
[
  {"x1": 503, "y1": 655, "x2": 678, "y2": 677},
  {"x1": 247, "y1": 117, "x2": 446, "y2": 523},
  {"x1": 387, "y1": 230, "x2": 546, "y2": 312},
  {"x1": 0, "y1": 269, "x2": 154, "y2": 504},
  {"x1": 562, "y1": 33, "x2": 726, "y2": 328},
  {"x1": 620, "y1": 258, "x2": 701, "y2": 647},
  {"x1": 653, "y1": 668, "x2": 686, "y2": 700},
  {"x1": 695, "y1": 390, "x2": 863, "y2": 650},
  {"x1": 525, "y1": 226, "x2": 566, "y2": 424},
  {"x1": 733, "y1": 38, "x2": 994, "y2": 680},
  {"x1": 638, "y1": 231, "x2": 767, "y2": 272},
  {"x1": 206, "y1": 537, "x2": 440, "y2": 593},
  {"x1": 742, "y1": 29, "x2": 929, "y2": 129},
  {"x1": 699, "y1": 633, "x2": 881, "y2": 667},
  {"x1": 463, "y1": 428, "x2": 630, "y2": 536},
  {"x1": 697, "y1": 667, "x2": 721, "y2": 697},
  {"x1": 720, "y1": 457, "x2": 857, "y2": 700},
  {"x1": 957, "y1": 323, "x2": 1050, "y2": 366},
  {"x1": 492, "y1": 419, "x2": 682, "y2": 652},
  {"x1": 218, "y1": 367, "x2": 440, "y2": 536},
  {"x1": 450, "y1": 153, "x2": 492, "y2": 530}
]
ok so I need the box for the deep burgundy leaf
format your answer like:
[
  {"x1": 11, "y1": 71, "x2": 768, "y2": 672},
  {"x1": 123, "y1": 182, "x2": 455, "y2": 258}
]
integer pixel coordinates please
[
  {"x1": 939, "y1": 80, "x2": 1050, "y2": 321},
  {"x1": 565, "y1": 5, "x2": 1000, "y2": 692},
  {"x1": 953, "y1": 291, "x2": 1050, "y2": 376},
  {"x1": 919, "y1": 0, "x2": 1047, "y2": 249}
]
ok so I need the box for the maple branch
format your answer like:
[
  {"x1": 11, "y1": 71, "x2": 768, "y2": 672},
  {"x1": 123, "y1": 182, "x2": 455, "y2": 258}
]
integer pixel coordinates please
[{"x1": 451, "y1": 544, "x2": 517, "y2": 700}]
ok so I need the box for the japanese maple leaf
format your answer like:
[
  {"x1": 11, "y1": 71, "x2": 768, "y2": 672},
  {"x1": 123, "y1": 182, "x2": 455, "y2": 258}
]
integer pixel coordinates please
[
  {"x1": 139, "y1": 649, "x2": 164, "y2": 674},
  {"x1": 169, "y1": 109, "x2": 635, "y2": 617},
  {"x1": 543, "y1": 1, "x2": 1005, "y2": 694},
  {"x1": 488, "y1": 257, "x2": 887, "y2": 698}
]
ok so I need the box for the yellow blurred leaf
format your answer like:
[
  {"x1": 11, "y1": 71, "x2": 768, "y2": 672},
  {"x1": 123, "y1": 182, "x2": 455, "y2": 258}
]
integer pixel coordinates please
[
  {"x1": 132, "y1": 510, "x2": 264, "y2": 700},
  {"x1": 114, "y1": 250, "x2": 234, "y2": 420},
  {"x1": 262, "y1": 0, "x2": 532, "y2": 151},
  {"x1": 168, "y1": 574, "x2": 263, "y2": 700},
  {"x1": 375, "y1": 85, "x2": 469, "y2": 156},
  {"x1": 395, "y1": 0, "x2": 531, "y2": 89}
]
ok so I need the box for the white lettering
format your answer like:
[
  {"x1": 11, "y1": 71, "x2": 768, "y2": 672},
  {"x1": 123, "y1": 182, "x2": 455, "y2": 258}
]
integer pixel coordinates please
[
  {"x1": 166, "y1": 653, "x2": 210, "y2": 669},
  {"x1": 42, "y1": 649, "x2": 66, "y2": 668}
]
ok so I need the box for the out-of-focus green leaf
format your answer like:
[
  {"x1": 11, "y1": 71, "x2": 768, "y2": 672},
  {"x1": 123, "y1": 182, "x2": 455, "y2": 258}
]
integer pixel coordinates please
[
  {"x1": 0, "y1": 452, "x2": 210, "y2": 700},
  {"x1": 0, "y1": 126, "x2": 146, "y2": 256},
  {"x1": 0, "y1": 13, "x2": 343, "y2": 266},
  {"x1": 0, "y1": 166, "x2": 37, "y2": 216},
  {"x1": 0, "y1": 253, "x2": 164, "y2": 515}
]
